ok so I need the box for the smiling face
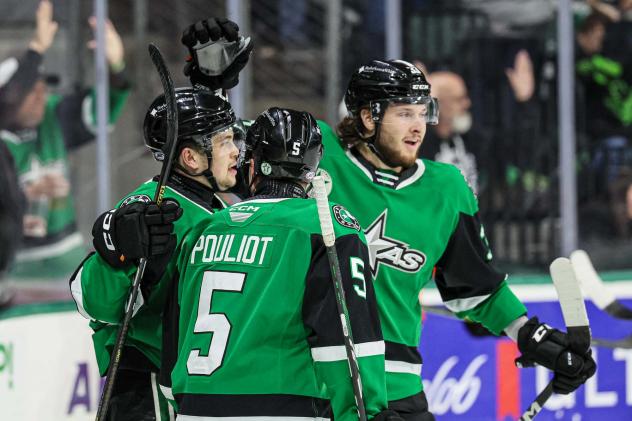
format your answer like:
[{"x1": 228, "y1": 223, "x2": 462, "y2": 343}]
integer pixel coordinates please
[{"x1": 210, "y1": 128, "x2": 239, "y2": 191}]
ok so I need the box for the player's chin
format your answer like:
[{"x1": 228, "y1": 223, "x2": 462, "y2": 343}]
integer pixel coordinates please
[
  {"x1": 221, "y1": 174, "x2": 238, "y2": 191},
  {"x1": 398, "y1": 150, "x2": 418, "y2": 168}
]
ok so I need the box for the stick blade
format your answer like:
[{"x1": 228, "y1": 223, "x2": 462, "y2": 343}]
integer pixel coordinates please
[
  {"x1": 570, "y1": 249, "x2": 616, "y2": 310},
  {"x1": 550, "y1": 257, "x2": 591, "y2": 353},
  {"x1": 550, "y1": 257, "x2": 589, "y2": 327}
]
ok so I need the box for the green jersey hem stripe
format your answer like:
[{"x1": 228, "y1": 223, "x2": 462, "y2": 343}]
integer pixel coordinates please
[
  {"x1": 69, "y1": 267, "x2": 91, "y2": 320},
  {"x1": 311, "y1": 340, "x2": 384, "y2": 362},
  {"x1": 160, "y1": 384, "x2": 174, "y2": 401},
  {"x1": 385, "y1": 360, "x2": 422, "y2": 376},
  {"x1": 443, "y1": 293, "x2": 490, "y2": 313}
]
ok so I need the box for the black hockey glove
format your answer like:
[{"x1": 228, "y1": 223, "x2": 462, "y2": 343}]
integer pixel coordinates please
[
  {"x1": 182, "y1": 17, "x2": 254, "y2": 90},
  {"x1": 92, "y1": 199, "x2": 183, "y2": 269},
  {"x1": 516, "y1": 316, "x2": 596, "y2": 394},
  {"x1": 372, "y1": 410, "x2": 405, "y2": 421}
]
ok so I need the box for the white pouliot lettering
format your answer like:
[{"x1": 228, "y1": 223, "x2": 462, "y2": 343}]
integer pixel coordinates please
[
  {"x1": 224, "y1": 235, "x2": 236, "y2": 262},
  {"x1": 202, "y1": 235, "x2": 218, "y2": 263},
  {"x1": 258, "y1": 237, "x2": 273, "y2": 264},
  {"x1": 190, "y1": 236, "x2": 205, "y2": 264},
  {"x1": 191, "y1": 234, "x2": 273, "y2": 265},
  {"x1": 213, "y1": 235, "x2": 226, "y2": 261},
  {"x1": 242, "y1": 236, "x2": 260, "y2": 264},
  {"x1": 236, "y1": 235, "x2": 247, "y2": 262}
]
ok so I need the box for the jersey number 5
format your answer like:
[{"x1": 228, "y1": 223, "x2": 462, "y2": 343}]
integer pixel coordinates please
[{"x1": 187, "y1": 270, "x2": 245, "y2": 376}]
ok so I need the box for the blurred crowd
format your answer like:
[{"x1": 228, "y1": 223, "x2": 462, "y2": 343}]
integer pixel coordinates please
[{"x1": 1, "y1": 0, "x2": 632, "y2": 303}]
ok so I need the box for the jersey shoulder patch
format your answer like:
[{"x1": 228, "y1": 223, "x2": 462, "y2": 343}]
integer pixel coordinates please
[
  {"x1": 119, "y1": 194, "x2": 151, "y2": 208},
  {"x1": 332, "y1": 204, "x2": 361, "y2": 232}
]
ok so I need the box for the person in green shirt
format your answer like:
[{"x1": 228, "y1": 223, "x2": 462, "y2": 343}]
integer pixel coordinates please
[
  {"x1": 317, "y1": 59, "x2": 596, "y2": 420},
  {"x1": 0, "y1": 0, "x2": 130, "y2": 280},
  {"x1": 160, "y1": 107, "x2": 401, "y2": 421},
  {"x1": 70, "y1": 88, "x2": 242, "y2": 421}
]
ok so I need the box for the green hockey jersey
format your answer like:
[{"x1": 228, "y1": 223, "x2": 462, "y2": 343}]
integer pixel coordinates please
[
  {"x1": 70, "y1": 173, "x2": 223, "y2": 375},
  {"x1": 2, "y1": 56, "x2": 130, "y2": 279},
  {"x1": 317, "y1": 121, "x2": 527, "y2": 401},
  {"x1": 160, "y1": 197, "x2": 387, "y2": 420}
]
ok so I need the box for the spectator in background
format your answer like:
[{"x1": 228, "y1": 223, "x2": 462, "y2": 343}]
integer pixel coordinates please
[
  {"x1": 0, "y1": 141, "x2": 24, "y2": 307},
  {"x1": 576, "y1": 12, "x2": 632, "y2": 237},
  {"x1": 419, "y1": 50, "x2": 538, "y2": 215},
  {"x1": 0, "y1": 0, "x2": 130, "y2": 280}
]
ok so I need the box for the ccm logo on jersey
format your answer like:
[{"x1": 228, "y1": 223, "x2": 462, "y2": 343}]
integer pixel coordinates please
[{"x1": 365, "y1": 210, "x2": 426, "y2": 276}]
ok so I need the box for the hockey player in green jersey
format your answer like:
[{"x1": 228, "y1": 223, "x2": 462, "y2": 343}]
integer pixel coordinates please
[
  {"x1": 160, "y1": 107, "x2": 403, "y2": 421},
  {"x1": 316, "y1": 59, "x2": 596, "y2": 419},
  {"x1": 70, "y1": 88, "x2": 242, "y2": 421}
]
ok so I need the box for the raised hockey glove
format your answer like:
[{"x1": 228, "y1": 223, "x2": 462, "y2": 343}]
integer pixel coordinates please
[
  {"x1": 371, "y1": 410, "x2": 405, "y2": 421},
  {"x1": 92, "y1": 199, "x2": 183, "y2": 269},
  {"x1": 182, "y1": 17, "x2": 253, "y2": 90},
  {"x1": 516, "y1": 316, "x2": 596, "y2": 394}
]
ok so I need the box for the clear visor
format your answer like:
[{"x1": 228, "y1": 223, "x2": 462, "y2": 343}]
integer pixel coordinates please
[{"x1": 372, "y1": 96, "x2": 439, "y2": 125}]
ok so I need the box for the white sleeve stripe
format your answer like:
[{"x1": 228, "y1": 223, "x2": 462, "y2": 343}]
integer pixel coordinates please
[
  {"x1": 385, "y1": 360, "x2": 422, "y2": 376},
  {"x1": 69, "y1": 267, "x2": 93, "y2": 320},
  {"x1": 443, "y1": 294, "x2": 490, "y2": 313},
  {"x1": 311, "y1": 340, "x2": 385, "y2": 362},
  {"x1": 159, "y1": 384, "x2": 174, "y2": 401},
  {"x1": 151, "y1": 372, "x2": 162, "y2": 421}
]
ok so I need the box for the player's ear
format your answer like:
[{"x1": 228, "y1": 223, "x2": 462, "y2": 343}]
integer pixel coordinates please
[
  {"x1": 359, "y1": 108, "x2": 375, "y2": 135},
  {"x1": 180, "y1": 146, "x2": 204, "y2": 172}
]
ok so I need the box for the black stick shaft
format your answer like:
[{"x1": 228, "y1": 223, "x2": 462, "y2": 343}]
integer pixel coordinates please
[
  {"x1": 95, "y1": 43, "x2": 178, "y2": 421},
  {"x1": 313, "y1": 176, "x2": 367, "y2": 421}
]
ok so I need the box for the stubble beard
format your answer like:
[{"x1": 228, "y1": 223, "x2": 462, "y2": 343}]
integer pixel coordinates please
[{"x1": 376, "y1": 136, "x2": 420, "y2": 169}]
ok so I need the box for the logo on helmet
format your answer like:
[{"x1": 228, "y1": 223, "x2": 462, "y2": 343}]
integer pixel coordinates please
[{"x1": 261, "y1": 162, "x2": 272, "y2": 175}]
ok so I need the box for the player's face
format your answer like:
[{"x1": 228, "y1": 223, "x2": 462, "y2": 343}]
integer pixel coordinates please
[
  {"x1": 377, "y1": 103, "x2": 427, "y2": 168},
  {"x1": 211, "y1": 128, "x2": 239, "y2": 191}
]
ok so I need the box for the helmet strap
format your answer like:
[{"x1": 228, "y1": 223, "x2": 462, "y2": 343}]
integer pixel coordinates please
[
  {"x1": 174, "y1": 152, "x2": 222, "y2": 192},
  {"x1": 355, "y1": 104, "x2": 401, "y2": 169}
]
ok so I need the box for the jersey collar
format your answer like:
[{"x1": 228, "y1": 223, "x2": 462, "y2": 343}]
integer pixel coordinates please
[
  {"x1": 161, "y1": 173, "x2": 222, "y2": 212},
  {"x1": 347, "y1": 147, "x2": 426, "y2": 190}
]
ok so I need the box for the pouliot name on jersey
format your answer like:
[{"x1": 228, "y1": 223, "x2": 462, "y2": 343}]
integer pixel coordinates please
[{"x1": 190, "y1": 234, "x2": 274, "y2": 266}]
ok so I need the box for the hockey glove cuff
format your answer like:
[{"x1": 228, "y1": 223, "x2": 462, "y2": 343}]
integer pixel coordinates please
[
  {"x1": 516, "y1": 316, "x2": 596, "y2": 394},
  {"x1": 92, "y1": 199, "x2": 183, "y2": 269}
]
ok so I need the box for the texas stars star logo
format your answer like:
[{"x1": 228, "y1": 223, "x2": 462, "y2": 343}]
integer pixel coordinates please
[{"x1": 364, "y1": 209, "x2": 426, "y2": 277}]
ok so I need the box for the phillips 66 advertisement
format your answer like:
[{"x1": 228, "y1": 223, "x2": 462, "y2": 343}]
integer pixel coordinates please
[{"x1": 420, "y1": 284, "x2": 632, "y2": 421}]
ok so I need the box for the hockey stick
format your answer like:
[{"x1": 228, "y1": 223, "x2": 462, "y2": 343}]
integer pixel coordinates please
[
  {"x1": 570, "y1": 249, "x2": 632, "y2": 320},
  {"x1": 95, "y1": 43, "x2": 179, "y2": 421},
  {"x1": 423, "y1": 304, "x2": 627, "y2": 349},
  {"x1": 519, "y1": 257, "x2": 591, "y2": 421},
  {"x1": 312, "y1": 175, "x2": 368, "y2": 421}
]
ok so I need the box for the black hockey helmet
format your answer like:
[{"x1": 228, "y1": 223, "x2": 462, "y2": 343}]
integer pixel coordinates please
[
  {"x1": 344, "y1": 59, "x2": 439, "y2": 124},
  {"x1": 246, "y1": 107, "x2": 322, "y2": 182},
  {"x1": 143, "y1": 87, "x2": 236, "y2": 161}
]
